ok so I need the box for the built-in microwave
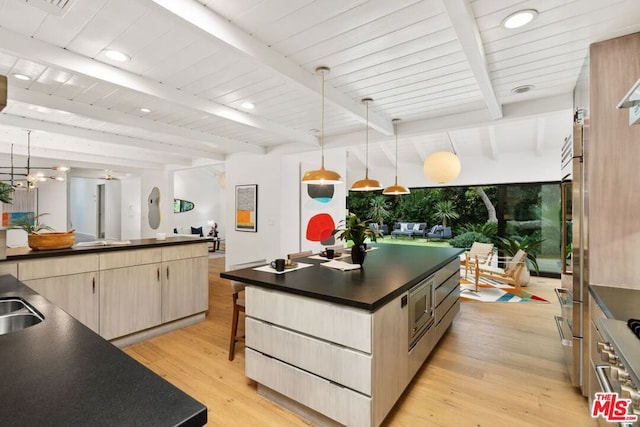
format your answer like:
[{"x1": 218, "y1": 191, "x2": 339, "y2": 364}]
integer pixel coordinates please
[{"x1": 408, "y1": 275, "x2": 435, "y2": 350}]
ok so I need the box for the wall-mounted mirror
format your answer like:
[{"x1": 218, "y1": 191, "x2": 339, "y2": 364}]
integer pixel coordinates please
[{"x1": 173, "y1": 198, "x2": 194, "y2": 213}]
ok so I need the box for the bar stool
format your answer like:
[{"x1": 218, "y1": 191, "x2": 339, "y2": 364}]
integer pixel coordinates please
[{"x1": 228, "y1": 259, "x2": 265, "y2": 361}]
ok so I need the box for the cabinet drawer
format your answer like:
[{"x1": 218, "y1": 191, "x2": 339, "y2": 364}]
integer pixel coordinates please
[
  {"x1": 99, "y1": 248, "x2": 161, "y2": 270},
  {"x1": 19, "y1": 254, "x2": 98, "y2": 280},
  {"x1": 435, "y1": 273, "x2": 459, "y2": 306},
  {"x1": 246, "y1": 286, "x2": 372, "y2": 353},
  {"x1": 246, "y1": 317, "x2": 372, "y2": 395},
  {"x1": 246, "y1": 348, "x2": 371, "y2": 427},
  {"x1": 162, "y1": 243, "x2": 208, "y2": 261},
  {"x1": 435, "y1": 298, "x2": 460, "y2": 343},
  {"x1": 0, "y1": 262, "x2": 17, "y2": 277},
  {"x1": 435, "y1": 284, "x2": 459, "y2": 324},
  {"x1": 434, "y1": 258, "x2": 459, "y2": 286}
]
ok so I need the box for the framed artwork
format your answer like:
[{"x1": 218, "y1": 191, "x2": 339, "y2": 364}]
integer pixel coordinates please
[{"x1": 235, "y1": 184, "x2": 258, "y2": 232}]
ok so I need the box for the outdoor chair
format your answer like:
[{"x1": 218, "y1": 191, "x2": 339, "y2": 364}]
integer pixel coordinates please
[
  {"x1": 474, "y1": 249, "x2": 527, "y2": 292},
  {"x1": 463, "y1": 242, "x2": 494, "y2": 279}
]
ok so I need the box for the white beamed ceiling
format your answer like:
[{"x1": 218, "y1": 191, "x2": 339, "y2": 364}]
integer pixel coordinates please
[{"x1": 0, "y1": 0, "x2": 638, "y2": 177}]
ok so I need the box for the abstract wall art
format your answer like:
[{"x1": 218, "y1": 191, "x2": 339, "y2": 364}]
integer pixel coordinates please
[{"x1": 235, "y1": 184, "x2": 257, "y2": 232}]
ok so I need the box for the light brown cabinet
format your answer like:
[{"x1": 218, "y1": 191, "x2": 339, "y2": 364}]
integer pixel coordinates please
[
  {"x1": 13, "y1": 242, "x2": 209, "y2": 342},
  {"x1": 18, "y1": 254, "x2": 100, "y2": 332}
]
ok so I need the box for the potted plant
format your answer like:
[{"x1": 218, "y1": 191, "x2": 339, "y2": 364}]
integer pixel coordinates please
[
  {"x1": 494, "y1": 234, "x2": 545, "y2": 286},
  {"x1": 10, "y1": 213, "x2": 75, "y2": 250},
  {"x1": 332, "y1": 213, "x2": 378, "y2": 265}
]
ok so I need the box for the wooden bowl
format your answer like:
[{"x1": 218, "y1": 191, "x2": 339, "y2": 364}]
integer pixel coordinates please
[{"x1": 28, "y1": 231, "x2": 76, "y2": 250}]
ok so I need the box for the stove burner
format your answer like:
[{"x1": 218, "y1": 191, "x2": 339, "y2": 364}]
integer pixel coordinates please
[{"x1": 627, "y1": 318, "x2": 640, "y2": 339}]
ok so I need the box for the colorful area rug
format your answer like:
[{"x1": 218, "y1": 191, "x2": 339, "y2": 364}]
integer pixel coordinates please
[{"x1": 460, "y1": 273, "x2": 549, "y2": 303}]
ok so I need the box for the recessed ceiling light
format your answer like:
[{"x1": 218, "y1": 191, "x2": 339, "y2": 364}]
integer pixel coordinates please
[
  {"x1": 12, "y1": 73, "x2": 32, "y2": 81},
  {"x1": 139, "y1": 107, "x2": 152, "y2": 113},
  {"x1": 241, "y1": 102, "x2": 255, "y2": 109},
  {"x1": 511, "y1": 85, "x2": 535, "y2": 94},
  {"x1": 103, "y1": 49, "x2": 131, "y2": 62},
  {"x1": 502, "y1": 9, "x2": 538, "y2": 29}
]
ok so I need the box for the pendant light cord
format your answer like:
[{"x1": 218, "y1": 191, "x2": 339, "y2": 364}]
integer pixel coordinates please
[
  {"x1": 320, "y1": 69, "x2": 326, "y2": 168},
  {"x1": 447, "y1": 132, "x2": 457, "y2": 155},
  {"x1": 394, "y1": 120, "x2": 399, "y2": 184},
  {"x1": 365, "y1": 100, "x2": 369, "y2": 178}
]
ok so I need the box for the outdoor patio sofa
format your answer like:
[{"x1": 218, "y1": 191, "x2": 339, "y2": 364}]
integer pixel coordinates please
[{"x1": 390, "y1": 222, "x2": 428, "y2": 238}]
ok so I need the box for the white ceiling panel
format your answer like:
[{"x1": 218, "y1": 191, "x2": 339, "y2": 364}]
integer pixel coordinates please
[{"x1": 0, "y1": 0, "x2": 637, "y2": 179}]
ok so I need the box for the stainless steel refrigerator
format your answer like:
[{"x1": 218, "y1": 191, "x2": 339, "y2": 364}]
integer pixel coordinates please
[{"x1": 556, "y1": 121, "x2": 589, "y2": 396}]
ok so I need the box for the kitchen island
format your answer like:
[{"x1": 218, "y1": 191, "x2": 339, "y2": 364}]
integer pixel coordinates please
[
  {"x1": 0, "y1": 236, "x2": 209, "y2": 345},
  {"x1": 221, "y1": 245, "x2": 464, "y2": 427},
  {"x1": 0, "y1": 274, "x2": 207, "y2": 426}
]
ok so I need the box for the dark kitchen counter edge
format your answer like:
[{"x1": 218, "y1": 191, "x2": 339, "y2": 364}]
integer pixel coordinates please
[
  {"x1": 589, "y1": 284, "x2": 640, "y2": 321},
  {"x1": 221, "y1": 247, "x2": 464, "y2": 312},
  {"x1": 3, "y1": 236, "x2": 212, "y2": 260},
  {"x1": 0, "y1": 274, "x2": 207, "y2": 426}
]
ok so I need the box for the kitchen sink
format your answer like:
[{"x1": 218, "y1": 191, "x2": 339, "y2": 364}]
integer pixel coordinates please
[{"x1": 0, "y1": 298, "x2": 44, "y2": 336}]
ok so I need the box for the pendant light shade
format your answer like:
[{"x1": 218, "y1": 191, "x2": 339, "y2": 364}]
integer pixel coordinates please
[
  {"x1": 423, "y1": 133, "x2": 461, "y2": 184},
  {"x1": 350, "y1": 98, "x2": 382, "y2": 192},
  {"x1": 302, "y1": 66, "x2": 342, "y2": 185},
  {"x1": 383, "y1": 118, "x2": 410, "y2": 195}
]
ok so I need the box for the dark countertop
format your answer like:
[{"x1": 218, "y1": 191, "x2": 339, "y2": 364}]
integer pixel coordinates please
[
  {"x1": 221, "y1": 245, "x2": 464, "y2": 311},
  {"x1": 589, "y1": 285, "x2": 640, "y2": 320},
  {"x1": 3, "y1": 235, "x2": 211, "y2": 260},
  {"x1": 0, "y1": 274, "x2": 207, "y2": 426}
]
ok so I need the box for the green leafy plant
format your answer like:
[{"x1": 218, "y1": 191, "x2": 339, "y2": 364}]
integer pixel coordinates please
[
  {"x1": 367, "y1": 195, "x2": 391, "y2": 226},
  {"x1": 9, "y1": 213, "x2": 54, "y2": 234},
  {"x1": 332, "y1": 213, "x2": 378, "y2": 247},
  {"x1": 457, "y1": 222, "x2": 498, "y2": 239},
  {"x1": 0, "y1": 182, "x2": 14, "y2": 204},
  {"x1": 432, "y1": 200, "x2": 459, "y2": 228},
  {"x1": 449, "y1": 231, "x2": 492, "y2": 249},
  {"x1": 495, "y1": 234, "x2": 545, "y2": 274}
]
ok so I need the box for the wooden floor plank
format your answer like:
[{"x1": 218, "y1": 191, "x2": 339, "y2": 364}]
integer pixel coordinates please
[{"x1": 123, "y1": 257, "x2": 596, "y2": 426}]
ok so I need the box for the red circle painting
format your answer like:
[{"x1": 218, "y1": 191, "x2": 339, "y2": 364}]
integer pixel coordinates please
[{"x1": 306, "y1": 213, "x2": 335, "y2": 242}]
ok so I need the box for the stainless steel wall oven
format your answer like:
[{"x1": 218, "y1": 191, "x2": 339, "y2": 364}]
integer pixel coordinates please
[{"x1": 408, "y1": 275, "x2": 435, "y2": 350}]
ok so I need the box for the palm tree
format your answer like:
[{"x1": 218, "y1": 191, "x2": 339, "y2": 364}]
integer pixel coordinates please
[
  {"x1": 367, "y1": 195, "x2": 391, "y2": 226},
  {"x1": 433, "y1": 200, "x2": 459, "y2": 228}
]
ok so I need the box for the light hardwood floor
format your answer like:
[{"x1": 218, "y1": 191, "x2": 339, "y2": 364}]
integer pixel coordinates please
[{"x1": 124, "y1": 257, "x2": 596, "y2": 426}]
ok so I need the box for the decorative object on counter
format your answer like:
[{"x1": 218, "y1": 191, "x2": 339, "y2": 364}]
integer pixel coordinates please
[
  {"x1": 235, "y1": 184, "x2": 257, "y2": 232},
  {"x1": 383, "y1": 118, "x2": 411, "y2": 195},
  {"x1": 423, "y1": 132, "x2": 461, "y2": 184},
  {"x1": 301, "y1": 66, "x2": 342, "y2": 185},
  {"x1": 332, "y1": 213, "x2": 378, "y2": 265},
  {"x1": 9, "y1": 213, "x2": 75, "y2": 250},
  {"x1": 350, "y1": 98, "x2": 382, "y2": 192},
  {"x1": 148, "y1": 187, "x2": 161, "y2": 229}
]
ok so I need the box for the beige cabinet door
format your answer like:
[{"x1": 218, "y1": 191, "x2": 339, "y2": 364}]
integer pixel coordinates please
[
  {"x1": 99, "y1": 263, "x2": 162, "y2": 340},
  {"x1": 161, "y1": 256, "x2": 208, "y2": 323},
  {"x1": 23, "y1": 272, "x2": 99, "y2": 333}
]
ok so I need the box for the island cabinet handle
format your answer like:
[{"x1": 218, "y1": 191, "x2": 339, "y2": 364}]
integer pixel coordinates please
[
  {"x1": 166, "y1": 267, "x2": 169, "y2": 280},
  {"x1": 92, "y1": 277, "x2": 95, "y2": 294},
  {"x1": 157, "y1": 267, "x2": 160, "y2": 281}
]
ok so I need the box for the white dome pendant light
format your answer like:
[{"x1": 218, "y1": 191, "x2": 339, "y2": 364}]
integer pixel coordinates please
[{"x1": 423, "y1": 132, "x2": 461, "y2": 184}]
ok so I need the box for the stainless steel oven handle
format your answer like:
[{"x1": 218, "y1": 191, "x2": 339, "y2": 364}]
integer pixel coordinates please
[
  {"x1": 554, "y1": 315, "x2": 573, "y2": 346},
  {"x1": 554, "y1": 288, "x2": 573, "y2": 306},
  {"x1": 595, "y1": 364, "x2": 614, "y2": 393}
]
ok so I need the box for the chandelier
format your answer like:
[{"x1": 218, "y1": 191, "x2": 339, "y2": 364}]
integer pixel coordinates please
[{"x1": 0, "y1": 130, "x2": 69, "y2": 189}]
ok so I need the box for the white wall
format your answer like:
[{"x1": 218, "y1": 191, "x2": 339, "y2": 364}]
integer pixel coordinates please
[
  {"x1": 69, "y1": 177, "x2": 98, "y2": 239},
  {"x1": 140, "y1": 170, "x2": 172, "y2": 238},
  {"x1": 121, "y1": 176, "x2": 141, "y2": 240},
  {"x1": 225, "y1": 149, "x2": 347, "y2": 270},
  {"x1": 173, "y1": 166, "x2": 222, "y2": 236},
  {"x1": 104, "y1": 180, "x2": 121, "y2": 240}
]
